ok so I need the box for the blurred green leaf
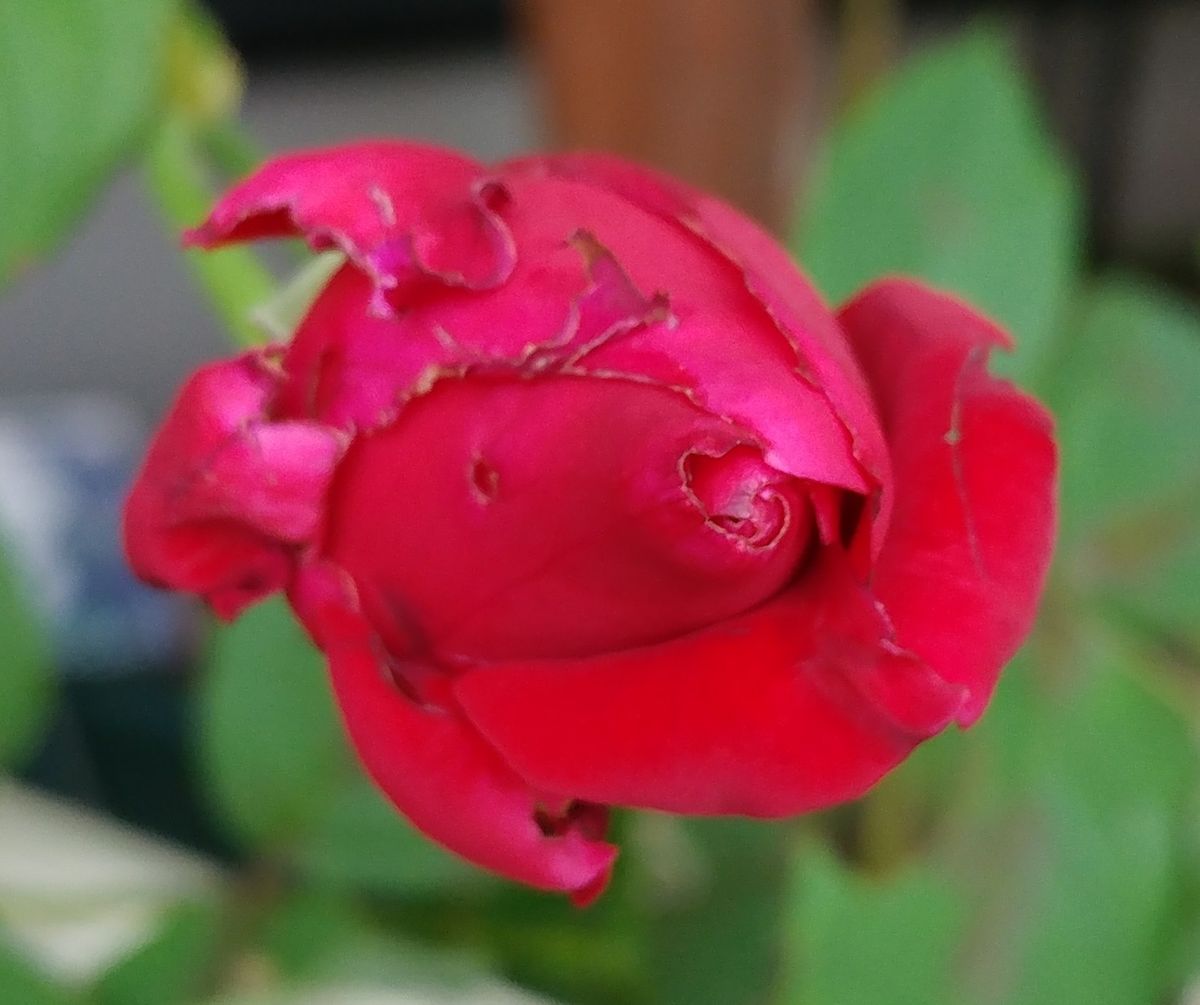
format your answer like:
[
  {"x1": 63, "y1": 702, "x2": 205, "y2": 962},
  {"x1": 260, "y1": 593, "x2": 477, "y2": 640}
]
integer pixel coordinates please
[
  {"x1": 645, "y1": 819, "x2": 788, "y2": 1005},
  {"x1": 0, "y1": 544, "x2": 52, "y2": 768},
  {"x1": 294, "y1": 779, "x2": 482, "y2": 896},
  {"x1": 779, "y1": 844, "x2": 965, "y2": 1005},
  {"x1": 1051, "y1": 275, "x2": 1200, "y2": 647},
  {"x1": 783, "y1": 633, "x2": 1198, "y2": 1005},
  {"x1": 0, "y1": 0, "x2": 177, "y2": 286},
  {"x1": 479, "y1": 881, "x2": 645, "y2": 1005},
  {"x1": 956, "y1": 635, "x2": 1197, "y2": 1005},
  {"x1": 794, "y1": 27, "x2": 1080, "y2": 386},
  {"x1": 200, "y1": 598, "x2": 344, "y2": 849},
  {"x1": 262, "y1": 889, "x2": 486, "y2": 991},
  {"x1": 251, "y1": 252, "x2": 345, "y2": 342},
  {"x1": 0, "y1": 937, "x2": 75, "y2": 1005},
  {"x1": 201, "y1": 599, "x2": 483, "y2": 896},
  {"x1": 144, "y1": 115, "x2": 276, "y2": 347},
  {"x1": 91, "y1": 901, "x2": 221, "y2": 1005},
  {"x1": 258, "y1": 889, "x2": 367, "y2": 983}
]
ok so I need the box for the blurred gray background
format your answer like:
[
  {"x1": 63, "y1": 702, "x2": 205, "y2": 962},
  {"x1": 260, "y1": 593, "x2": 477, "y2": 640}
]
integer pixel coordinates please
[{"x1": 1, "y1": 0, "x2": 1197, "y2": 420}]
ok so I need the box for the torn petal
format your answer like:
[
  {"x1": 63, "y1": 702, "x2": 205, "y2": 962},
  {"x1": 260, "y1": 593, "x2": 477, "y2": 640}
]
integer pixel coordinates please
[
  {"x1": 123, "y1": 353, "x2": 343, "y2": 617},
  {"x1": 185, "y1": 142, "x2": 516, "y2": 297},
  {"x1": 503, "y1": 152, "x2": 892, "y2": 538}
]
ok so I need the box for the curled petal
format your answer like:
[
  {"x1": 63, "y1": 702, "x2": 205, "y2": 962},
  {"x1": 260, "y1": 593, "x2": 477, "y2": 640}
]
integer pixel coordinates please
[
  {"x1": 184, "y1": 142, "x2": 516, "y2": 297},
  {"x1": 838, "y1": 279, "x2": 1057, "y2": 724},
  {"x1": 453, "y1": 550, "x2": 966, "y2": 817},
  {"x1": 484, "y1": 166, "x2": 868, "y2": 492},
  {"x1": 504, "y1": 153, "x2": 891, "y2": 536},
  {"x1": 123, "y1": 353, "x2": 344, "y2": 618},
  {"x1": 289, "y1": 561, "x2": 617, "y2": 902}
]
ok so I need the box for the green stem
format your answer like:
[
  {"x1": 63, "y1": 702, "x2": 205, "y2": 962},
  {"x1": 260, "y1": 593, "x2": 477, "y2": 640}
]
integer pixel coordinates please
[
  {"x1": 202, "y1": 119, "x2": 264, "y2": 181},
  {"x1": 143, "y1": 115, "x2": 275, "y2": 348}
]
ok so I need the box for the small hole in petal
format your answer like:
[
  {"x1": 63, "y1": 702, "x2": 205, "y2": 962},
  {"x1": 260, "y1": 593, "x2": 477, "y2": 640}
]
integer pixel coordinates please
[
  {"x1": 534, "y1": 800, "x2": 609, "y2": 841},
  {"x1": 469, "y1": 456, "x2": 500, "y2": 504},
  {"x1": 478, "y1": 179, "x2": 511, "y2": 212}
]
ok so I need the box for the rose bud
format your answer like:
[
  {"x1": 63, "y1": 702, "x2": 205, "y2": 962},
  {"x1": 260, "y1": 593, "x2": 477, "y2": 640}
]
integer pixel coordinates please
[{"x1": 124, "y1": 142, "x2": 1056, "y2": 903}]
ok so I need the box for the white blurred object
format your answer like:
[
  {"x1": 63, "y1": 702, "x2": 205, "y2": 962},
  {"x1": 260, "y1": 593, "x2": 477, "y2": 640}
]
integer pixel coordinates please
[{"x1": 0, "y1": 781, "x2": 224, "y2": 985}]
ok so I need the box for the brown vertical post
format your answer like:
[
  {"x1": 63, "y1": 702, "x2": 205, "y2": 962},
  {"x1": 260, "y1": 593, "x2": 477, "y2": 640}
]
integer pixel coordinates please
[{"x1": 520, "y1": 0, "x2": 812, "y2": 233}]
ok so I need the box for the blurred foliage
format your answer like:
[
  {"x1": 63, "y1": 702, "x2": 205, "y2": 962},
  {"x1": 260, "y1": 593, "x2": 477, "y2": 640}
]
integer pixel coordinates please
[
  {"x1": 201, "y1": 597, "x2": 484, "y2": 893},
  {"x1": 0, "y1": 544, "x2": 52, "y2": 769},
  {"x1": 144, "y1": 2, "x2": 276, "y2": 346},
  {"x1": 0, "y1": 7, "x2": 1197, "y2": 1005},
  {"x1": 1052, "y1": 276, "x2": 1200, "y2": 648},
  {"x1": 780, "y1": 844, "x2": 965, "y2": 1005},
  {"x1": 0, "y1": 937, "x2": 75, "y2": 1005},
  {"x1": 787, "y1": 25, "x2": 1200, "y2": 1005},
  {"x1": 795, "y1": 28, "x2": 1080, "y2": 388},
  {"x1": 0, "y1": 0, "x2": 178, "y2": 286},
  {"x1": 91, "y1": 902, "x2": 223, "y2": 1005}
]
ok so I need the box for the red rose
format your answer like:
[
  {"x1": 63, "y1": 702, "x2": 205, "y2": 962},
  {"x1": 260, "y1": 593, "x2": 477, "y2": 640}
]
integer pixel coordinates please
[{"x1": 124, "y1": 142, "x2": 1056, "y2": 903}]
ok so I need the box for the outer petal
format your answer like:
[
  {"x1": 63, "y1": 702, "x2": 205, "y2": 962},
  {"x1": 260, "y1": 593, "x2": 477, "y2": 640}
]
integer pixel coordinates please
[
  {"x1": 290, "y1": 561, "x2": 616, "y2": 902},
  {"x1": 453, "y1": 550, "x2": 966, "y2": 817},
  {"x1": 504, "y1": 152, "x2": 892, "y2": 541},
  {"x1": 122, "y1": 353, "x2": 344, "y2": 619},
  {"x1": 837, "y1": 279, "x2": 1057, "y2": 724},
  {"x1": 486, "y1": 167, "x2": 868, "y2": 492},
  {"x1": 184, "y1": 142, "x2": 516, "y2": 297}
]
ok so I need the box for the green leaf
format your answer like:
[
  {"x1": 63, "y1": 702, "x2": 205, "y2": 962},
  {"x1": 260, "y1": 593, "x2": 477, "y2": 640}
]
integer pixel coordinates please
[
  {"x1": 1051, "y1": 275, "x2": 1200, "y2": 646},
  {"x1": 90, "y1": 901, "x2": 221, "y2": 1005},
  {"x1": 779, "y1": 843, "x2": 965, "y2": 1005},
  {"x1": 251, "y1": 253, "x2": 345, "y2": 342},
  {"x1": 200, "y1": 598, "x2": 344, "y2": 849},
  {"x1": 261, "y1": 889, "x2": 486, "y2": 990},
  {"x1": 783, "y1": 633, "x2": 1199, "y2": 1005},
  {"x1": 794, "y1": 27, "x2": 1080, "y2": 386},
  {"x1": 143, "y1": 115, "x2": 276, "y2": 348},
  {"x1": 294, "y1": 779, "x2": 482, "y2": 896},
  {"x1": 954, "y1": 635, "x2": 1198, "y2": 1005},
  {"x1": 645, "y1": 819, "x2": 789, "y2": 1005},
  {"x1": 0, "y1": 0, "x2": 177, "y2": 286},
  {"x1": 201, "y1": 598, "x2": 484, "y2": 895},
  {"x1": 0, "y1": 937, "x2": 75, "y2": 1005},
  {"x1": 0, "y1": 544, "x2": 52, "y2": 768}
]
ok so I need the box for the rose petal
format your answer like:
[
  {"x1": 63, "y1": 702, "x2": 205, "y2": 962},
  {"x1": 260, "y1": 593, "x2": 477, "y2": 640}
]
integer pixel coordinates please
[
  {"x1": 453, "y1": 549, "x2": 966, "y2": 816},
  {"x1": 837, "y1": 279, "x2": 1057, "y2": 724},
  {"x1": 289, "y1": 561, "x2": 616, "y2": 901},
  {"x1": 271, "y1": 263, "x2": 457, "y2": 428},
  {"x1": 123, "y1": 353, "x2": 343, "y2": 618},
  {"x1": 323, "y1": 373, "x2": 812, "y2": 662},
  {"x1": 480, "y1": 167, "x2": 868, "y2": 492},
  {"x1": 504, "y1": 153, "x2": 891, "y2": 535},
  {"x1": 184, "y1": 142, "x2": 515, "y2": 294},
  {"x1": 273, "y1": 238, "x2": 669, "y2": 432}
]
